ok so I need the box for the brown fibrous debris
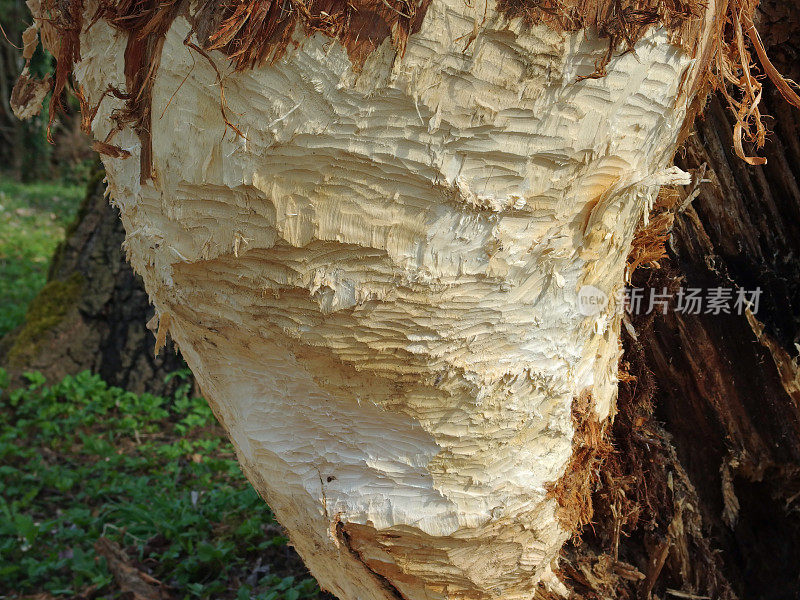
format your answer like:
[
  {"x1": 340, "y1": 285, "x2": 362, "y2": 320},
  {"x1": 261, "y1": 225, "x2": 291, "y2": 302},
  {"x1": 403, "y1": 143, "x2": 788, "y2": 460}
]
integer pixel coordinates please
[
  {"x1": 547, "y1": 392, "x2": 613, "y2": 534},
  {"x1": 550, "y1": 291, "x2": 738, "y2": 599},
  {"x1": 45, "y1": 0, "x2": 84, "y2": 143},
  {"x1": 495, "y1": 0, "x2": 703, "y2": 79},
  {"x1": 626, "y1": 185, "x2": 681, "y2": 275},
  {"x1": 493, "y1": 0, "x2": 800, "y2": 163},
  {"x1": 553, "y1": 177, "x2": 741, "y2": 597},
  {"x1": 24, "y1": 0, "x2": 800, "y2": 181},
  {"x1": 691, "y1": 0, "x2": 800, "y2": 162},
  {"x1": 200, "y1": 0, "x2": 431, "y2": 71},
  {"x1": 10, "y1": 67, "x2": 52, "y2": 120},
  {"x1": 87, "y1": 0, "x2": 186, "y2": 181}
]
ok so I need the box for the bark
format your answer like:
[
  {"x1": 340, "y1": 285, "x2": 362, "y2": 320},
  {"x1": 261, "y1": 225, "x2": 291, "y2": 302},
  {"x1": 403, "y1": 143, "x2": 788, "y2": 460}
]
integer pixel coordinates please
[
  {"x1": 561, "y1": 3, "x2": 800, "y2": 598},
  {"x1": 654, "y1": 103, "x2": 800, "y2": 598},
  {"x1": 0, "y1": 168, "x2": 186, "y2": 395}
]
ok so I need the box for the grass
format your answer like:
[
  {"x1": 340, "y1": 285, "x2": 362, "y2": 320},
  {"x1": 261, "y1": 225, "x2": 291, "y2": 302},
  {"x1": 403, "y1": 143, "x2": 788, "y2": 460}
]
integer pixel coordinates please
[
  {"x1": 0, "y1": 369, "x2": 319, "y2": 600},
  {"x1": 0, "y1": 177, "x2": 84, "y2": 337}
]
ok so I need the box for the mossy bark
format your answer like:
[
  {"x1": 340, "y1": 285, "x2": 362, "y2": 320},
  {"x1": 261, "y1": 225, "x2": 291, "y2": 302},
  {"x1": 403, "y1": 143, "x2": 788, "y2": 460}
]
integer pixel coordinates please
[{"x1": 0, "y1": 168, "x2": 185, "y2": 395}]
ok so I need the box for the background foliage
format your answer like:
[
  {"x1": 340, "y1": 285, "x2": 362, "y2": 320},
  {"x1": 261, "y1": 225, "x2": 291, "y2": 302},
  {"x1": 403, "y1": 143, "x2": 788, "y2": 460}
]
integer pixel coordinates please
[
  {"x1": 0, "y1": 369, "x2": 320, "y2": 599},
  {"x1": 1, "y1": 0, "x2": 94, "y2": 183},
  {"x1": 0, "y1": 178, "x2": 83, "y2": 337}
]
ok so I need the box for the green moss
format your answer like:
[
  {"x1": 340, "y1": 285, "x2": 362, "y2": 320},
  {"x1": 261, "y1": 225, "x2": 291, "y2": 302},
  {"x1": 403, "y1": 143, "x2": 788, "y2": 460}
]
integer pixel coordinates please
[
  {"x1": 0, "y1": 175, "x2": 84, "y2": 337},
  {"x1": 7, "y1": 273, "x2": 84, "y2": 366}
]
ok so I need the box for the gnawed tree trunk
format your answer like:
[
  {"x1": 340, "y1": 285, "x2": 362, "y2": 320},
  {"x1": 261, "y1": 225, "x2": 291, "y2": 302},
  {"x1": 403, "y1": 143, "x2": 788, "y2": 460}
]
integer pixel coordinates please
[
  {"x1": 0, "y1": 168, "x2": 185, "y2": 395},
  {"x1": 16, "y1": 0, "x2": 800, "y2": 598}
]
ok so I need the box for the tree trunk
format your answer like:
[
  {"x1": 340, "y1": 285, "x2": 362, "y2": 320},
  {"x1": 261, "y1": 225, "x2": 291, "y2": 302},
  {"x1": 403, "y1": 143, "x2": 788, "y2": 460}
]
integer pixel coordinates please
[
  {"x1": 0, "y1": 168, "x2": 186, "y2": 395},
  {"x1": 20, "y1": 0, "x2": 800, "y2": 598}
]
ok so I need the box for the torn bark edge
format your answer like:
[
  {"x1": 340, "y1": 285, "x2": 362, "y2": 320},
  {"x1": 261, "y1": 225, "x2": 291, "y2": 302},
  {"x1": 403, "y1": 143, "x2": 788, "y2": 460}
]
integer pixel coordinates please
[
  {"x1": 626, "y1": 185, "x2": 682, "y2": 276},
  {"x1": 334, "y1": 520, "x2": 410, "y2": 600},
  {"x1": 492, "y1": 0, "x2": 800, "y2": 165},
  {"x1": 543, "y1": 170, "x2": 742, "y2": 598},
  {"x1": 10, "y1": 66, "x2": 51, "y2": 120},
  {"x1": 546, "y1": 321, "x2": 740, "y2": 599},
  {"x1": 546, "y1": 391, "x2": 613, "y2": 535},
  {"x1": 147, "y1": 312, "x2": 172, "y2": 357},
  {"x1": 32, "y1": 0, "x2": 432, "y2": 183},
  {"x1": 10, "y1": 19, "x2": 50, "y2": 121}
]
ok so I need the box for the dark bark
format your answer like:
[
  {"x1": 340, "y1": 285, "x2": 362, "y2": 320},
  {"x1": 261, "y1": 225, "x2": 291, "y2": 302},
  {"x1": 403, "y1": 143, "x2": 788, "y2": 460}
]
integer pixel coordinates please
[
  {"x1": 0, "y1": 168, "x2": 186, "y2": 395},
  {"x1": 648, "y1": 6, "x2": 800, "y2": 595},
  {"x1": 646, "y1": 87, "x2": 800, "y2": 599},
  {"x1": 561, "y1": 3, "x2": 800, "y2": 599}
]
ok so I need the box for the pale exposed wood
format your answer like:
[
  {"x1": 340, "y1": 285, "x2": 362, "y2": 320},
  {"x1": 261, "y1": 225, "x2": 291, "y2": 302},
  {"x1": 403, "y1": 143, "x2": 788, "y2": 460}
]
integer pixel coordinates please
[{"x1": 45, "y1": 1, "x2": 720, "y2": 597}]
